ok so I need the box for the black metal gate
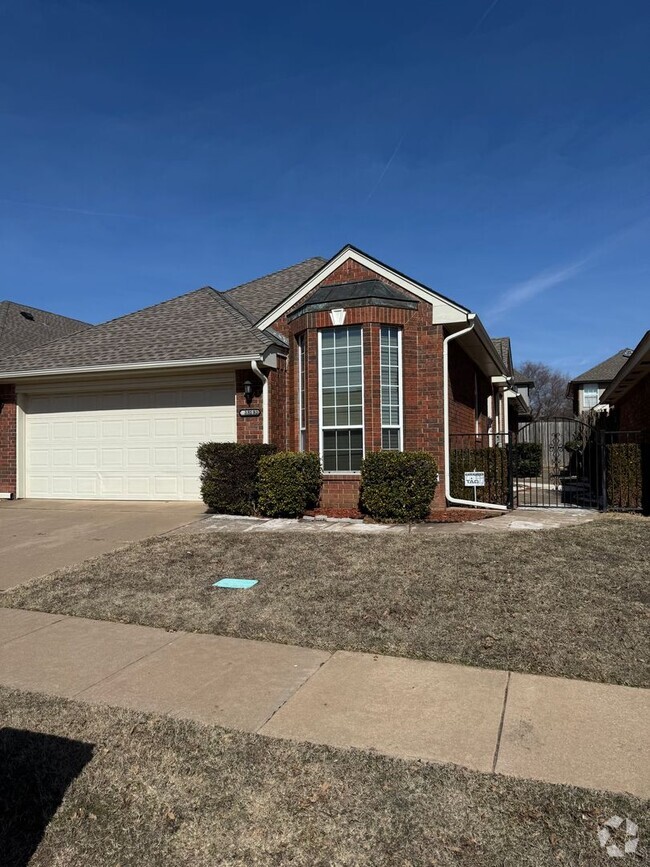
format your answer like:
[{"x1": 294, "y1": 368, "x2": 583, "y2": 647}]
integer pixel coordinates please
[{"x1": 514, "y1": 417, "x2": 601, "y2": 509}]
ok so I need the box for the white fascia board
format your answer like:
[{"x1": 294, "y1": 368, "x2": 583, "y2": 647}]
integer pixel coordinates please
[
  {"x1": 491, "y1": 375, "x2": 509, "y2": 385},
  {"x1": 256, "y1": 246, "x2": 470, "y2": 331},
  {"x1": 0, "y1": 354, "x2": 263, "y2": 382}
]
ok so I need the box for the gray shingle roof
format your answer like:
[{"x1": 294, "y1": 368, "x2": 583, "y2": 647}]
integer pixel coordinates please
[
  {"x1": 0, "y1": 287, "x2": 277, "y2": 374},
  {"x1": 491, "y1": 337, "x2": 512, "y2": 375},
  {"x1": 571, "y1": 349, "x2": 634, "y2": 384},
  {"x1": 224, "y1": 257, "x2": 326, "y2": 322},
  {"x1": 0, "y1": 301, "x2": 90, "y2": 361}
]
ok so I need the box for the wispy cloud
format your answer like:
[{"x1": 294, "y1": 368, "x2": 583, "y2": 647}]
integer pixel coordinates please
[
  {"x1": 0, "y1": 197, "x2": 141, "y2": 219},
  {"x1": 469, "y1": 0, "x2": 501, "y2": 36},
  {"x1": 487, "y1": 258, "x2": 588, "y2": 322},
  {"x1": 366, "y1": 135, "x2": 404, "y2": 202}
]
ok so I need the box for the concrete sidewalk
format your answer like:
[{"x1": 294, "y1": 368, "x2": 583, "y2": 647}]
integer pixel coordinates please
[
  {"x1": 184, "y1": 507, "x2": 597, "y2": 537},
  {"x1": 1, "y1": 608, "x2": 647, "y2": 798}
]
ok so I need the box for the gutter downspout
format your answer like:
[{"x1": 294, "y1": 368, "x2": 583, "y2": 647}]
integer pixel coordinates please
[
  {"x1": 250, "y1": 360, "x2": 269, "y2": 444},
  {"x1": 443, "y1": 315, "x2": 507, "y2": 511}
]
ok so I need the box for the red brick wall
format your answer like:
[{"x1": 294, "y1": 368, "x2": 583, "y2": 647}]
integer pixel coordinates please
[
  {"x1": 235, "y1": 369, "x2": 264, "y2": 444},
  {"x1": 319, "y1": 259, "x2": 382, "y2": 287},
  {"x1": 268, "y1": 357, "x2": 287, "y2": 449},
  {"x1": 0, "y1": 385, "x2": 17, "y2": 496},
  {"x1": 448, "y1": 341, "x2": 491, "y2": 436},
  {"x1": 618, "y1": 375, "x2": 650, "y2": 430}
]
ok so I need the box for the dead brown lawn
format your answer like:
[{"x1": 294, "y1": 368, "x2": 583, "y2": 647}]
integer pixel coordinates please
[
  {"x1": 1, "y1": 686, "x2": 647, "y2": 866},
  {"x1": 2, "y1": 514, "x2": 648, "y2": 687}
]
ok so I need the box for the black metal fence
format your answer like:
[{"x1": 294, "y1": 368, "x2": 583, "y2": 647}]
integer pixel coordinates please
[
  {"x1": 448, "y1": 433, "x2": 512, "y2": 507},
  {"x1": 514, "y1": 417, "x2": 602, "y2": 509},
  {"x1": 449, "y1": 423, "x2": 648, "y2": 513}
]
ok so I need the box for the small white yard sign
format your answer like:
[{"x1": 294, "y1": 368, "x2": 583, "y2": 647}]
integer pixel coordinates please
[{"x1": 464, "y1": 471, "x2": 485, "y2": 487}]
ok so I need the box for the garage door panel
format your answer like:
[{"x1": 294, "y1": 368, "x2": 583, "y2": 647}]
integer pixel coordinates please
[
  {"x1": 25, "y1": 381, "x2": 235, "y2": 501},
  {"x1": 76, "y1": 477, "x2": 99, "y2": 496},
  {"x1": 77, "y1": 449, "x2": 99, "y2": 468},
  {"x1": 127, "y1": 419, "x2": 151, "y2": 437},
  {"x1": 77, "y1": 421, "x2": 99, "y2": 439},
  {"x1": 101, "y1": 449, "x2": 124, "y2": 468},
  {"x1": 53, "y1": 421, "x2": 74, "y2": 439},
  {"x1": 52, "y1": 477, "x2": 74, "y2": 495},
  {"x1": 52, "y1": 449, "x2": 74, "y2": 467}
]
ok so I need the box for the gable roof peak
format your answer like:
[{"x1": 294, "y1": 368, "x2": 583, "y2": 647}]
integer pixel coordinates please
[{"x1": 570, "y1": 347, "x2": 635, "y2": 384}]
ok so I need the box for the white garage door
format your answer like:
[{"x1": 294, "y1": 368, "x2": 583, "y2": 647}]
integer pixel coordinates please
[{"x1": 24, "y1": 379, "x2": 236, "y2": 500}]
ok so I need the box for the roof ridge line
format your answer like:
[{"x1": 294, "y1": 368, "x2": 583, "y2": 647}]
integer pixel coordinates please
[
  {"x1": 207, "y1": 289, "x2": 269, "y2": 349},
  {"x1": 223, "y1": 256, "x2": 327, "y2": 295}
]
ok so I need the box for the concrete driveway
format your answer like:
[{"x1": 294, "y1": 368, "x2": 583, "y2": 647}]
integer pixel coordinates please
[{"x1": 0, "y1": 499, "x2": 206, "y2": 591}]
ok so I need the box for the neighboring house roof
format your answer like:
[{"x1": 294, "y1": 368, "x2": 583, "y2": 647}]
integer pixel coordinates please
[
  {"x1": 512, "y1": 368, "x2": 534, "y2": 386},
  {"x1": 601, "y1": 331, "x2": 650, "y2": 405},
  {"x1": 0, "y1": 300, "x2": 89, "y2": 360},
  {"x1": 224, "y1": 257, "x2": 327, "y2": 322},
  {"x1": 491, "y1": 337, "x2": 513, "y2": 376},
  {"x1": 569, "y1": 349, "x2": 633, "y2": 386},
  {"x1": 0, "y1": 287, "x2": 279, "y2": 376}
]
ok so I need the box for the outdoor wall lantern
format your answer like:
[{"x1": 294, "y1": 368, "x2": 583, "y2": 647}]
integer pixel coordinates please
[{"x1": 243, "y1": 380, "x2": 255, "y2": 405}]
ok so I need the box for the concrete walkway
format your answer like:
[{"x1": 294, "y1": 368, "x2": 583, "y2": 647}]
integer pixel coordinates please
[
  {"x1": 186, "y1": 506, "x2": 597, "y2": 537},
  {"x1": 1, "y1": 608, "x2": 647, "y2": 798},
  {"x1": 0, "y1": 499, "x2": 207, "y2": 590}
]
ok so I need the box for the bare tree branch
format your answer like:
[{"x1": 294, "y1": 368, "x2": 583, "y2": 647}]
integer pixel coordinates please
[{"x1": 519, "y1": 361, "x2": 574, "y2": 419}]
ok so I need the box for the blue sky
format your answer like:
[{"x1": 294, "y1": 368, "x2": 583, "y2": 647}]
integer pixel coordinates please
[{"x1": 1, "y1": 0, "x2": 648, "y2": 375}]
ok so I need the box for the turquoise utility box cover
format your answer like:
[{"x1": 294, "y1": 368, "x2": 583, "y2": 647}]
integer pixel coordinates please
[{"x1": 213, "y1": 578, "x2": 258, "y2": 589}]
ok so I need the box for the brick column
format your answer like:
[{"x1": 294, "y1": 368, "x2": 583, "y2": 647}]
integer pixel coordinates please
[{"x1": 0, "y1": 385, "x2": 17, "y2": 497}]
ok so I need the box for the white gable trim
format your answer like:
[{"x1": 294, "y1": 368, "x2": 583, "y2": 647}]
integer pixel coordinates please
[{"x1": 257, "y1": 247, "x2": 471, "y2": 331}]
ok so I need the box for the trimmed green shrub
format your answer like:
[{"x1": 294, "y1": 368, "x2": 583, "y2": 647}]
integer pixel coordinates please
[
  {"x1": 606, "y1": 443, "x2": 642, "y2": 511},
  {"x1": 449, "y1": 446, "x2": 509, "y2": 505},
  {"x1": 257, "y1": 452, "x2": 322, "y2": 518},
  {"x1": 196, "y1": 442, "x2": 277, "y2": 514},
  {"x1": 513, "y1": 442, "x2": 543, "y2": 477},
  {"x1": 360, "y1": 451, "x2": 438, "y2": 522}
]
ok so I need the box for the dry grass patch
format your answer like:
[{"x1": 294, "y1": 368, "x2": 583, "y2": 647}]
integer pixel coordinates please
[
  {"x1": 1, "y1": 686, "x2": 647, "y2": 866},
  {"x1": 2, "y1": 515, "x2": 648, "y2": 687}
]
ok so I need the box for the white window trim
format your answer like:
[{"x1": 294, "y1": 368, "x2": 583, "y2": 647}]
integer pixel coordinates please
[
  {"x1": 582, "y1": 383, "x2": 600, "y2": 411},
  {"x1": 318, "y1": 327, "x2": 365, "y2": 475},
  {"x1": 297, "y1": 334, "x2": 306, "y2": 451},
  {"x1": 380, "y1": 326, "x2": 404, "y2": 451}
]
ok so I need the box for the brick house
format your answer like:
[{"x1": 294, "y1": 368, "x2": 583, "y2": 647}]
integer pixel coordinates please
[
  {"x1": 0, "y1": 246, "x2": 529, "y2": 510},
  {"x1": 600, "y1": 331, "x2": 650, "y2": 430},
  {"x1": 566, "y1": 348, "x2": 634, "y2": 415}
]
